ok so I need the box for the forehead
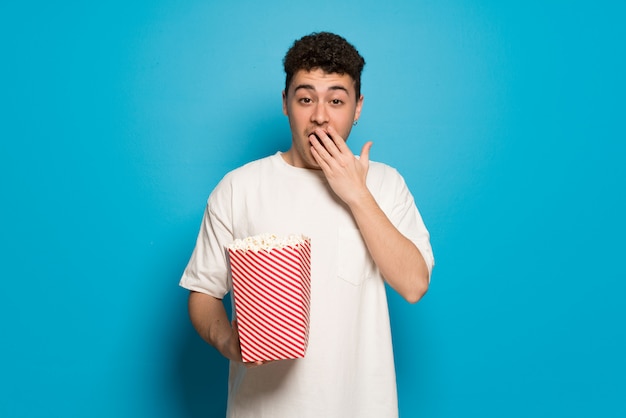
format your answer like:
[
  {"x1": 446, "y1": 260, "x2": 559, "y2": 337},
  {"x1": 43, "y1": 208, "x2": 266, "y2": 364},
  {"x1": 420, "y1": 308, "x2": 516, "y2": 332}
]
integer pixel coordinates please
[{"x1": 289, "y1": 68, "x2": 356, "y2": 96}]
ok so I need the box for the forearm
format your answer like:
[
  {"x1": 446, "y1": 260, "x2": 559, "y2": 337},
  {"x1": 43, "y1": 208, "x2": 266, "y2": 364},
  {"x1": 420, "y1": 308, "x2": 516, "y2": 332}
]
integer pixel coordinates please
[
  {"x1": 188, "y1": 291, "x2": 241, "y2": 361},
  {"x1": 348, "y1": 193, "x2": 430, "y2": 303}
]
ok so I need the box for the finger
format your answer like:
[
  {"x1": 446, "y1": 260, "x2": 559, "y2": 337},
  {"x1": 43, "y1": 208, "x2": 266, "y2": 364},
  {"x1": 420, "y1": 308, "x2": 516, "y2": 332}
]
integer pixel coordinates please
[
  {"x1": 243, "y1": 358, "x2": 271, "y2": 368},
  {"x1": 310, "y1": 143, "x2": 331, "y2": 172},
  {"x1": 360, "y1": 141, "x2": 373, "y2": 165},
  {"x1": 311, "y1": 129, "x2": 338, "y2": 156},
  {"x1": 326, "y1": 126, "x2": 349, "y2": 153},
  {"x1": 309, "y1": 132, "x2": 335, "y2": 164}
]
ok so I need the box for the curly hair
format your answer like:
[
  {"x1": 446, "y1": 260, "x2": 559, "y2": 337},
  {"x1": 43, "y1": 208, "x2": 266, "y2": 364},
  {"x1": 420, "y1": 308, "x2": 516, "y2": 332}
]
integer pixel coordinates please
[{"x1": 283, "y1": 32, "x2": 366, "y2": 99}]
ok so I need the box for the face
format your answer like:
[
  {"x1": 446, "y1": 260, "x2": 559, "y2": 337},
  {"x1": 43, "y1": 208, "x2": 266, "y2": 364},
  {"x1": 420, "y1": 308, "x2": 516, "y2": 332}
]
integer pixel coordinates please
[{"x1": 282, "y1": 68, "x2": 363, "y2": 169}]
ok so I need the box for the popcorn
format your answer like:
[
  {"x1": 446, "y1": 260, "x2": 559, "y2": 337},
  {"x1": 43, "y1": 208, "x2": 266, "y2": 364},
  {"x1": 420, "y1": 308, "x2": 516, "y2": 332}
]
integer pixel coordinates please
[
  {"x1": 228, "y1": 233, "x2": 309, "y2": 252},
  {"x1": 228, "y1": 233, "x2": 311, "y2": 363}
]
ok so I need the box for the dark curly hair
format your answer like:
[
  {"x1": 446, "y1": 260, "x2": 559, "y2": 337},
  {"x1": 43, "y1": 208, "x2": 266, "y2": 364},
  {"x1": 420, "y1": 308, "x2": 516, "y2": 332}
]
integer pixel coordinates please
[{"x1": 283, "y1": 32, "x2": 366, "y2": 100}]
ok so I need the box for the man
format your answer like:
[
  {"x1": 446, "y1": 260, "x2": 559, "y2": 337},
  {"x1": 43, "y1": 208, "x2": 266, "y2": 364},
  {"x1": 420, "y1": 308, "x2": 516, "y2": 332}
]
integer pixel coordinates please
[{"x1": 180, "y1": 32, "x2": 434, "y2": 417}]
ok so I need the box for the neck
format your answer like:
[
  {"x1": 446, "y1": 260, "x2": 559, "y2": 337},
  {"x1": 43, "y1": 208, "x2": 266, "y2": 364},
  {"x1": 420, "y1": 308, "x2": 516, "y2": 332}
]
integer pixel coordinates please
[{"x1": 281, "y1": 150, "x2": 294, "y2": 166}]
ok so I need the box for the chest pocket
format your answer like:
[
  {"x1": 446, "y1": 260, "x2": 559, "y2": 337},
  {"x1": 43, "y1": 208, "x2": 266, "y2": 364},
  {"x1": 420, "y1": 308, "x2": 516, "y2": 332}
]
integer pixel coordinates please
[{"x1": 337, "y1": 228, "x2": 375, "y2": 286}]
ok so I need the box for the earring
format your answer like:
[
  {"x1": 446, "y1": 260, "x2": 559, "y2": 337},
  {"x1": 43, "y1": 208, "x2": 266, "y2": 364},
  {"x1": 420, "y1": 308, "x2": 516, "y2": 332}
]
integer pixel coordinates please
[{"x1": 353, "y1": 120, "x2": 358, "y2": 126}]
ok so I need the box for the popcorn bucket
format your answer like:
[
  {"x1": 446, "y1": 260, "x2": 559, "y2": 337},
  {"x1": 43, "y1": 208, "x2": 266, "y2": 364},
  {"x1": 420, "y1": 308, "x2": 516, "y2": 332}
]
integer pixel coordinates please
[{"x1": 228, "y1": 234, "x2": 311, "y2": 363}]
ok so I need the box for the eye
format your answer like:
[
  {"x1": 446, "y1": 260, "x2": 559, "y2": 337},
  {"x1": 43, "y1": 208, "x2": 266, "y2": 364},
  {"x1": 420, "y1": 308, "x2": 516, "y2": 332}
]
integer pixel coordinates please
[
  {"x1": 330, "y1": 99, "x2": 344, "y2": 105},
  {"x1": 298, "y1": 97, "x2": 313, "y2": 104}
]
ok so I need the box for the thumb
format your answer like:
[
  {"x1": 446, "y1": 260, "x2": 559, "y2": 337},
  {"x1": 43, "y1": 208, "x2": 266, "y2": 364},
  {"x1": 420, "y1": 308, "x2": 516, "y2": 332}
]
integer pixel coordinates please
[{"x1": 360, "y1": 141, "x2": 373, "y2": 165}]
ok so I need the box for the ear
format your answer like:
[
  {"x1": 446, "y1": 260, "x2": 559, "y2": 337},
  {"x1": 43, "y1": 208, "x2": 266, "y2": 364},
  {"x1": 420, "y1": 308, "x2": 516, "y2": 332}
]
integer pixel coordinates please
[
  {"x1": 282, "y1": 90, "x2": 288, "y2": 116},
  {"x1": 354, "y1": 94, "x2": 364, "y2": 120}
]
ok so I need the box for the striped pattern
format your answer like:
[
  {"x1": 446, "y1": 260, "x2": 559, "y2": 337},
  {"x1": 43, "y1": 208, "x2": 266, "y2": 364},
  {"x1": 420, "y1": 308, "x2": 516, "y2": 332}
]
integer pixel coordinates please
[{"x1": 229, "y1": 239, "x2": 311, "y2": 363}]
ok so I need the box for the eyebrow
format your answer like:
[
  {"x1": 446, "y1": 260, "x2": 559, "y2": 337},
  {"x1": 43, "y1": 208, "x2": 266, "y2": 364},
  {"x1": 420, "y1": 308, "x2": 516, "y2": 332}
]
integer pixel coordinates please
[{"x1": 293, "y1": 84, "x2": 351, "y2": 96}]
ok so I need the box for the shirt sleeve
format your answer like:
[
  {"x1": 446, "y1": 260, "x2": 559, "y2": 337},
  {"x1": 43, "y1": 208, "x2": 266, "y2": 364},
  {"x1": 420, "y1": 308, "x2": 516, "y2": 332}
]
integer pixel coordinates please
[
  {"x1": 179, "y1": 179, "x2": 234, "y2": 298},
  {"x1": 385, "y1": 167, "x2": 435, "y2": 279}
]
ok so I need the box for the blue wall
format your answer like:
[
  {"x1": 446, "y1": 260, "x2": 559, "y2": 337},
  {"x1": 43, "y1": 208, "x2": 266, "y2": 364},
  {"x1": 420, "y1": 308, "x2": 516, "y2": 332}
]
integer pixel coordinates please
[{"x1": 1, "y1": 1, "x2": 625, "y2": 417}]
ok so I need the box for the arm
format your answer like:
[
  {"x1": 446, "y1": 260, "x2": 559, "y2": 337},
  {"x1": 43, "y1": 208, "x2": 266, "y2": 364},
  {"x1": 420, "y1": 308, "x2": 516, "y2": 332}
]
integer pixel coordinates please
[
  {"x1": 310, "y1": 127, "x2": 430, "y2": 303},
  {"x1": 343, "y1": 188, "x2": 429, "y2": 303},
  {"x1": 188, "y1": 291, "x2": 243, "y2": 362}
]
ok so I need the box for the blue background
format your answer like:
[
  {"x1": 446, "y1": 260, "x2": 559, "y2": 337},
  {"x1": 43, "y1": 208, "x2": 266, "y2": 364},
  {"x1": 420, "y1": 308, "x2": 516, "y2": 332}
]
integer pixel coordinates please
[{"x1": 1, "y1": 1, "x2": 625, "y2": 417}]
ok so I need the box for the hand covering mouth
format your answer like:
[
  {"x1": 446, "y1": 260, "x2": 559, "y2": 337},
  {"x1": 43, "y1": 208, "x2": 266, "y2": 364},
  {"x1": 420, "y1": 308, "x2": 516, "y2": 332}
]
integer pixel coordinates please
[{"x1": 310, "y1": 131, "x2": 334, "y2": 149}]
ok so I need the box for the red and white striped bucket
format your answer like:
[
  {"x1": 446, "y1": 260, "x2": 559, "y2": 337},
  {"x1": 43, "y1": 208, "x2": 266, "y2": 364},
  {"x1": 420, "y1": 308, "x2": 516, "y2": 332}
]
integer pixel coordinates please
[{"x1": 229, "y1": 238, "x2": 311, "y2": 363}]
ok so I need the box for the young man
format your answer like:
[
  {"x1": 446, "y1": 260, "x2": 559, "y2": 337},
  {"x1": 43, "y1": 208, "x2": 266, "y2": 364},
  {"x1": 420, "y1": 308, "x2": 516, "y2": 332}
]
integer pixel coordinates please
[{"x1": 180, "y1": 32, "x2": 434, "y2": 417}]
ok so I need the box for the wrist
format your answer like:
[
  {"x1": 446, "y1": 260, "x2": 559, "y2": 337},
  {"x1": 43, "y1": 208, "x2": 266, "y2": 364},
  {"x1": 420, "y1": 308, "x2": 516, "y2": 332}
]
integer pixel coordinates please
[{"x1": 345, "y1": 188, "x2": 375, "y2": 211}]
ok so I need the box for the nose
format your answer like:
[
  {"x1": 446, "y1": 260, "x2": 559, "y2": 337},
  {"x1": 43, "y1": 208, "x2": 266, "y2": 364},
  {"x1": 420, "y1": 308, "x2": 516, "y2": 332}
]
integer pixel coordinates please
[{"x1": 311, "y1": 102, "x2": 329, "y2": 126}]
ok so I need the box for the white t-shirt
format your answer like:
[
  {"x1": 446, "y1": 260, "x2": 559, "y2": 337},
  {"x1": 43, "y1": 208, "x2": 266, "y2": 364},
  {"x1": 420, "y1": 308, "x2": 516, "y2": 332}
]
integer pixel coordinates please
[{"x1": 180, "y1": 152, "x2": 434, "y2": 418}]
